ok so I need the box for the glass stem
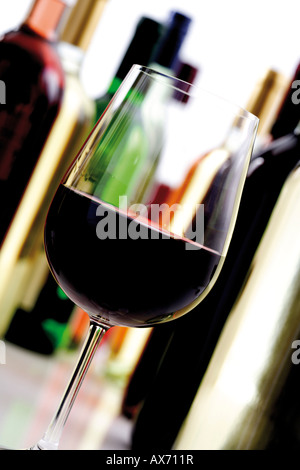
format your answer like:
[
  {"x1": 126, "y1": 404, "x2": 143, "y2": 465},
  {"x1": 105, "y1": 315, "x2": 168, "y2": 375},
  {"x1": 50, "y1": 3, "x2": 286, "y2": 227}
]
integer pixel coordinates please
[{"x1": 31, "y1": 322, "x2": 107, "y2": 450}]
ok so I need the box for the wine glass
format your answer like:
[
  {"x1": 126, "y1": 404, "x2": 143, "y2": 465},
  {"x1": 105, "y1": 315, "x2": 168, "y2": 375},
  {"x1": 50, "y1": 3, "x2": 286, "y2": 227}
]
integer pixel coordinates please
[{"x1": 5, "y1": 65, "x2": 258, "y2": 450}]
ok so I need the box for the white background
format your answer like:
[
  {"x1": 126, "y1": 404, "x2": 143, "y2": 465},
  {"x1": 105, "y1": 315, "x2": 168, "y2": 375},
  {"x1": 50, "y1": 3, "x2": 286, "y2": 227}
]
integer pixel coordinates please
[{"x1": 0, "y1": 0, "x2": 299, "y2": 113}]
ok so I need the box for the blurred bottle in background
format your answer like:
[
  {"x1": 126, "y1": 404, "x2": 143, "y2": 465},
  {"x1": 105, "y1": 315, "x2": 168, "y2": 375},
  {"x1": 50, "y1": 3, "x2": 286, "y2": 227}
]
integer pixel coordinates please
[
  {"x1": 3, "y1": 0, "x2": 109, "y2": 353},
  {"x1": 97, "y1": 11, "x2": 192, "y2": 208},
  {"x1": 129, "y1": 11, "x2": 193, "y2": 205},
  {"x1": 0, "y1": 0, "x2": 71, "y2": 246},
  {"x1": 175, "y1": 162, "x2": 300, "y2": 450},
  {"x1": 128, "y1": 67, "x2": 300, "y2": 450}
]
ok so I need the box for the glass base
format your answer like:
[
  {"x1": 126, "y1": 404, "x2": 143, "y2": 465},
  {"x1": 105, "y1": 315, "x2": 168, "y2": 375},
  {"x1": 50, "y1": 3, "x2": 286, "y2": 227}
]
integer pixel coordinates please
[{"x1": 29, "y1": 438, "x2": 58, "y2": 450}]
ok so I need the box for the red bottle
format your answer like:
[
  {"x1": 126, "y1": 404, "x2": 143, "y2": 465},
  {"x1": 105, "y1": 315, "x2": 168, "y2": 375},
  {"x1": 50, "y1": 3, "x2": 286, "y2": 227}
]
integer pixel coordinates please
[{"x1": 0, "y1": 0, "x2": 68, "y2": 245}]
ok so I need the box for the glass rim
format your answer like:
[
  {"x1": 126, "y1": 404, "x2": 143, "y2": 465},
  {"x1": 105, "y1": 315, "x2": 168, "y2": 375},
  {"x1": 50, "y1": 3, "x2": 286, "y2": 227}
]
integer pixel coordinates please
[{"x1": 131, "y1": 64, "x2": 259, "y2": 124}]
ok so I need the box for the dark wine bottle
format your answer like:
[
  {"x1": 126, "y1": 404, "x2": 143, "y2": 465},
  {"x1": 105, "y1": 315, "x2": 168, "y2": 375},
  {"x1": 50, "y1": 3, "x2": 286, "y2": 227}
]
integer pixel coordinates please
[
  {"x1": 0, "y1": 0, "x2": 69, "y2": 246},
  {"x1": 129, "y1": 91, "x2": 300, "y2": 449},
  {"x1": 95, "y1": 16, "x2": 164, "y2": 120},
  {"x1": 175, "y1": 161, "x2": 300, "y2": 450}
]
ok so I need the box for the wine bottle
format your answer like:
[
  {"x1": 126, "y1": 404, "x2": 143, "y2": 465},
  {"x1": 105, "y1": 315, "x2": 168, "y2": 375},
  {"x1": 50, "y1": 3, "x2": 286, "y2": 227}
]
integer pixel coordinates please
[
  {"x1": 0, "y1": 0, "x2": 69, "y2": 246},
  {"x1": 121, "y1": 67, "x2": 286, "y2": 422},
  {"x1": 175, "y1": 161, "x2": 300, "y2": 450},
  {"x1": 3, "y1": 0, "x2": 108, "y2": 351},
  {"x1": 130, "y1": 105, "x2": 300, "y2": 449},
  {"x1": 95, "y1": 16, "x2": 164, "y2": 121}
]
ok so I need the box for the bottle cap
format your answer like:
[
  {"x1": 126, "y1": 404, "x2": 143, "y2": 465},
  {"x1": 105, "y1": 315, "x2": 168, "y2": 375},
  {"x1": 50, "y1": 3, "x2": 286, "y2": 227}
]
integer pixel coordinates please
[
  {"x1": 169, "y1": 11, "x2": 192, "y2": 35},
  {"x1": 60, "y1": 0, "x2": 108, "y2": 51},
  {"x1": 24, "y1": 0, "x2": 71, "y2": 40},
  {"x1": 173, "y1": 62, "x2": 199, "y2": 103},
  {"x1": 246, "y1": 69, "x2": 288, "y2": 136},
  {"x1": 176, "y1": 61, "x2": 199, "y2": 83},
  {"x1": 152, "y1": 10, "x2": 192, "y2": 71}
]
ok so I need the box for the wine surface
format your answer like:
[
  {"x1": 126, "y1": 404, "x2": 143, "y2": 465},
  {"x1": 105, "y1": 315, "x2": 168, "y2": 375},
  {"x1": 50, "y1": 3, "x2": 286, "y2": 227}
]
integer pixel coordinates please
[{"x1": 45, "y1": 185, "x2": 222, "y2": 327}]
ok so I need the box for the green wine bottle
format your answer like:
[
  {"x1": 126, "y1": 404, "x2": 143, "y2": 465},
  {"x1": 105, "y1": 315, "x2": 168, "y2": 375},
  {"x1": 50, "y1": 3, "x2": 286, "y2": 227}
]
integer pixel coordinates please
[{"x1": 95, "y1": 12, "x2": 192, "y2": 208}]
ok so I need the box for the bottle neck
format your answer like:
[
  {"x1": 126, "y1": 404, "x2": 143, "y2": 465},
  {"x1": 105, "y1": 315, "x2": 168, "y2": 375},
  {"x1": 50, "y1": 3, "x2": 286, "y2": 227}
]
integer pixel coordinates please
[
  {"x1": 151, "y1": 12, "x2": 192, "y2": 72},
  {"x1": 58, "y1": 41, "x2": 85, "y2": 75},
  {"x1": 59, "y1": 0, "x2": 107, "y2": 52},
  {"x1": 245, "y1": 69, "x2": 287, "y2": 138},
  {"x1": 101, "y1": 18, "x2": 163, "y2": 101},
  {"x1": 23, "y1": 0, "x2": 69, "y2": 41},
  {"x1": 113, "y1": 18, "x2": 163, "y2": 83}
]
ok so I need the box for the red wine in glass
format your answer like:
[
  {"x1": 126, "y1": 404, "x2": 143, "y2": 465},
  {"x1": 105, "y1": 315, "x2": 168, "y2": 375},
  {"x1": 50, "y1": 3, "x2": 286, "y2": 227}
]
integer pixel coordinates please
[{"x1": 45, "y1": 184, "x2": 222, "y2": 328}]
